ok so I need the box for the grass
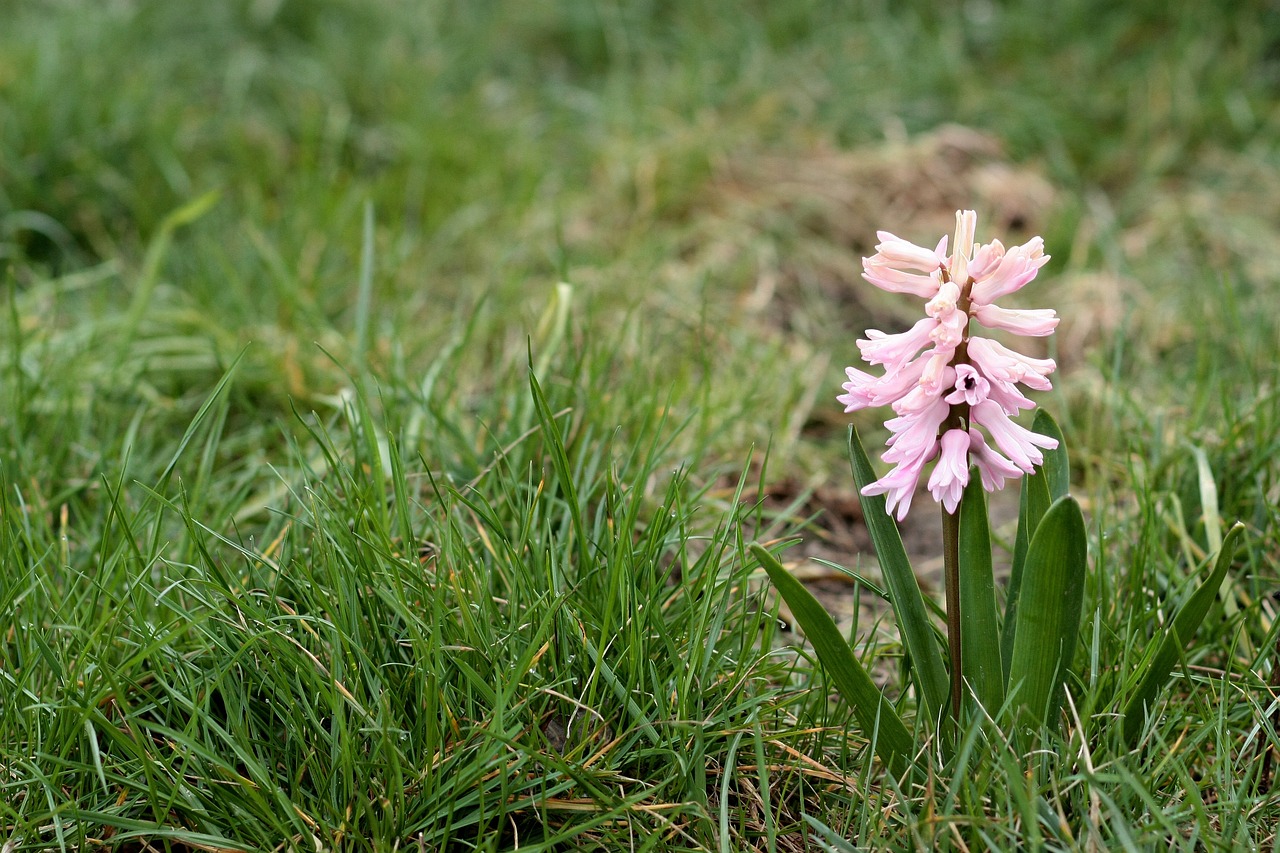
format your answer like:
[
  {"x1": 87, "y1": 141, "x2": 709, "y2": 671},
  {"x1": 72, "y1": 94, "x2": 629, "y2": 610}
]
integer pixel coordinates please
[{"x1": 2, "y1": 0, "x2": 1278, "y2": 849}]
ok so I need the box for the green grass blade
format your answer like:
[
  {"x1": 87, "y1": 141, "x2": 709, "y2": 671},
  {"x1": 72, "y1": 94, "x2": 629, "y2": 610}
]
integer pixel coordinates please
[
  {"x1": 848, "y1": 425, "x2": 949, "y2": 726},
  {"x1": 958, "y1": 474, "x2": 1004, "y2": 715},
  {"x1": 1121, "y1": 522, "x2": 1245, "y2": 744},
  {"x1": 354, "y1": 200, "x2": 376, "y2": 373},
  {"x1": 529, "y1": 367, "x2": 590, "y2": 576},
  {"x1": 579, "y1": 631, "x2": 662, "y2": 748},
  {"x1": 751, "y1": 544, "x2": 913, "y2": 775},
  {"x1": 1006, "y1": 495, "x2": 1087, "y2": 735},
  {"x1": 1002, "y1": 451, "x2": 1053, "y2": 681},
  {"x1": 157, "y1": 347, "x2": 247, "y2": 486}
]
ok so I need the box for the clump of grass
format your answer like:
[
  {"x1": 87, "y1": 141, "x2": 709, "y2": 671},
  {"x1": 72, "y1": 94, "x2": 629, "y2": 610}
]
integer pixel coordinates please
[{"x1": 0, "y1": 304, "x2": 826, "y2": 848}]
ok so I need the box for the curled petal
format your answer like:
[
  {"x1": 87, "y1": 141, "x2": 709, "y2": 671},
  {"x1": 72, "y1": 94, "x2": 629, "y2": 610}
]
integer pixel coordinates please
[
  {"x1": 918, "y1": 348, "x2": 956, "y2": 392},
  {"x1": 858, "y1": 317, "x2": 938, "y2": 371},
  {"x1": 948, "y1": 210, "x2": 977, "y2": 284},
  {"x1": 862, "y1": 261, "x2": 941, "y2": 298},
  {"x1": 837, "y1": 366, "x2": 878, "y2": 411},
  {"x1": 929, "y1": 319, "x2": 965, "y2": 350},
  {"x1": 839, "y1": 358, "x2": 926, "y2": 411},
  {"x1": 927, "y1": 428, "x2": 971, "y2": 513},
  {"x1": 984, "y1": 375, "x2": 1036, "y2": 415},
  {"x1": 968, "y1": 429, "x2": 1024, "y2": 492},
  {"x1": 842, "y1": 358, "x2": 928, "y2": 412},
  {"x1": 883, "y1": 395, "x2": 949, "y2": 463},
  {"x1": 973, "y1": 303, "x2": 1059, "y2": 337},
  {"x1": 862, "y1": 449, "x2": 933, "y2": 521},
  {"x1": 968, "y1": 239, "x2": 1005, "y2": 280},
  {"x1": 970, "y1": 400, "x2": 1059, "y2": 473},
  {"x1": 967, "y1": 336, "x2": 1056, "y2": 391},
  {"x1": 892, "y1": 367, "x2": 952, "y2": 415},
  {"x1": 926, "y1": 280, "x2": 962, "y2": 320},
  {"x1": 945, "y1": 364, "x2": 990, "y2": 406},
  {"x1": 969, "y1": 237, "x2": 1049, "y2": 304},
  {"x1": 871, "y1": 231, "x2": 948, "y2": 271}
]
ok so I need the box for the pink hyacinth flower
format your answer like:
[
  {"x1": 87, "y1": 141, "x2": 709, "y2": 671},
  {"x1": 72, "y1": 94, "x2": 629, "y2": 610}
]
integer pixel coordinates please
[{"x1": 843, "y1": 210, "x2": 1060, "y2": 518}]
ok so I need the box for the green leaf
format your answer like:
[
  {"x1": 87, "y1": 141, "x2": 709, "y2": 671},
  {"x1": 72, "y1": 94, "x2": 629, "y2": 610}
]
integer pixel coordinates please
[
  {"x1": 751, "y1": 544, "x2": 914, "y2": 774},
  {"x1": 1032, "y1": 409, "x2": 1070, "y2": 503},
  {"x1": 1006, "y1": 495, "x2": 1087, "y2": 735},
  {"x1": 848, "y1": 427, "x2": 950, "y2": 727},
  {"x1": 959, "y1": 473, "x2": 1004, "y2": 715},
  {"x1": 1002, "y1": 446, "x2": 1053, "y2": 680},
  {"x1": 1121, "y1": 522, "x2": 1245, "y2": 744}
]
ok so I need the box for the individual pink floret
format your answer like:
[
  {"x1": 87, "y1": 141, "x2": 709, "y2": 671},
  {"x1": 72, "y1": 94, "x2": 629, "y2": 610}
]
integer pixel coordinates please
[
  {"x1": 858, "y1": 317, "x2": 939, "y2": 370},
  {"x1": 967, "y1": 429, "x2": 1024, "y2": 492},
  {"x1": 970, "y1": 400, "x2": 1059, "y2": 474},
  {"x1": 927, "y1": 429, "x2": 972, "y2": 514}
]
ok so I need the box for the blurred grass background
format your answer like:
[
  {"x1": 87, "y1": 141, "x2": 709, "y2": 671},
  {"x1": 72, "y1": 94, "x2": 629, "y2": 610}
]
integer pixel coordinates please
[
  {"x1": 5, "y1": 0, "x2": 1279, "y2": 459},
  {"x1": 2, "y1": 0, "x2": 1278, "y2": 848}
]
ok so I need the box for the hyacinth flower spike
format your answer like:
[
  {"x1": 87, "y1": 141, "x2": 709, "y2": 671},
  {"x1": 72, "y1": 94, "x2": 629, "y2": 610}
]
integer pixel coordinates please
[
  {"x1": 839, "y1": 210, "x2": 1059, "y2": 721},
  {"x1": 841, "y1": 211, "x2": 1058, "y2": 518}
]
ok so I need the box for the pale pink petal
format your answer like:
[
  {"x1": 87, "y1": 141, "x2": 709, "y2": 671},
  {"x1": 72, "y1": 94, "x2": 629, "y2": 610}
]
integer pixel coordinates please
[
  {"x1": 967, "y1": 240, "x2": 1005, "y2": 280},
  {"x1": 857, "y1": 317, "x2": 938, "y2": 370},
  {"x1": 882, "y1": 396, "x2": 949, "y2": 463},
  {"x1": 862, "y1": 261, "x2": 941, "y2": 298},
  {"x1": 837, "y1": 366, "x2": 878, "y2": 411},
  {"x1": 865, "y1": 358, "x2": 929, "y2": 409},
  {"x1": 972, "y1": 303, "x2": 1059, "y2": 337},
  {"x1": 927, "y1": 428, "x2": 971, "y2": 513},
  {"x1": 969, "y1": 237, "x2": 1049, "y2": 304},
  {"x1": 944, "y1": 364, "x2": 990, "y2": 406},
  {"x1": 840, "y1": 357, "x2": 930, "y2": 412},
  {"x1": 918, "y1": 348, "x2": 956, "y2": 391},
  {"x1": 926, "y1": 280, "x2": 963, "y2": 321},
  {"x1": 948, "y1": 210, "x2": 977, "y2": 285},
  {"x1": 862, "y1": 449, "x2": 934, "y2": 521},
  {"x1": 968, "y1": 429, "x2": 1024, "y2": 492},
  {"x1": 871, "y1": 232, "x2": 947, "y2": 271},
  {"x1": 983, "y1": 375, "x2": 1036, "y2": 415},
  {"x1": 971, "y1": 400, "x2": 1059, "y2": 474},
  {"x1": 929, "y1": 317, "x2": 966, "y2": 351},
  {"x1": 966, "y1": 336, "x2": 1056, "y2": 391},
  {"x1": 892, "y1": 368, "x2": 951, "y2": 415}
]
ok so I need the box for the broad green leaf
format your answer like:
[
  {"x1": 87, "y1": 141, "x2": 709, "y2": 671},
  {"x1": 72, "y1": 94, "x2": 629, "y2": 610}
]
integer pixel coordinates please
[
  {"x1": 1002, "y1": 446, "x2": 1053, "y2": 680},
  {"x1": 1032, "y1": 409, "x2": 1070, "y2": 502},
  {"x1": 1121, "y1": 522, "x2": 1245, "y2": 744},
  {"x1": 752, "y1": 544, "x2": 913, "y2": 774},
  {"x1": 848, "y1": 426, "x2": 950, "y2": 726},
  {"x1": 959, "y1": 474, "x2": 1004, "y2": 714},
  {"x1": 1007, "y1": 495, "x2": 1087, "y2": 735}
]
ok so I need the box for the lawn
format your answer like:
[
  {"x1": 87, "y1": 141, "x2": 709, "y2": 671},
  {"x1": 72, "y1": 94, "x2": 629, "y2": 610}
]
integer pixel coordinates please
[{"x1": 1, "y1": 0, "x2": 1278, "y2": 849}]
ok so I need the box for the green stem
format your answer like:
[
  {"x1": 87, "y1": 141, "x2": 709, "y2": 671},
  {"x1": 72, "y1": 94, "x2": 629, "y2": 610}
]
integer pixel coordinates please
[{"x1": 942, "y1": 505, "x2": 962, "y2": 723}]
